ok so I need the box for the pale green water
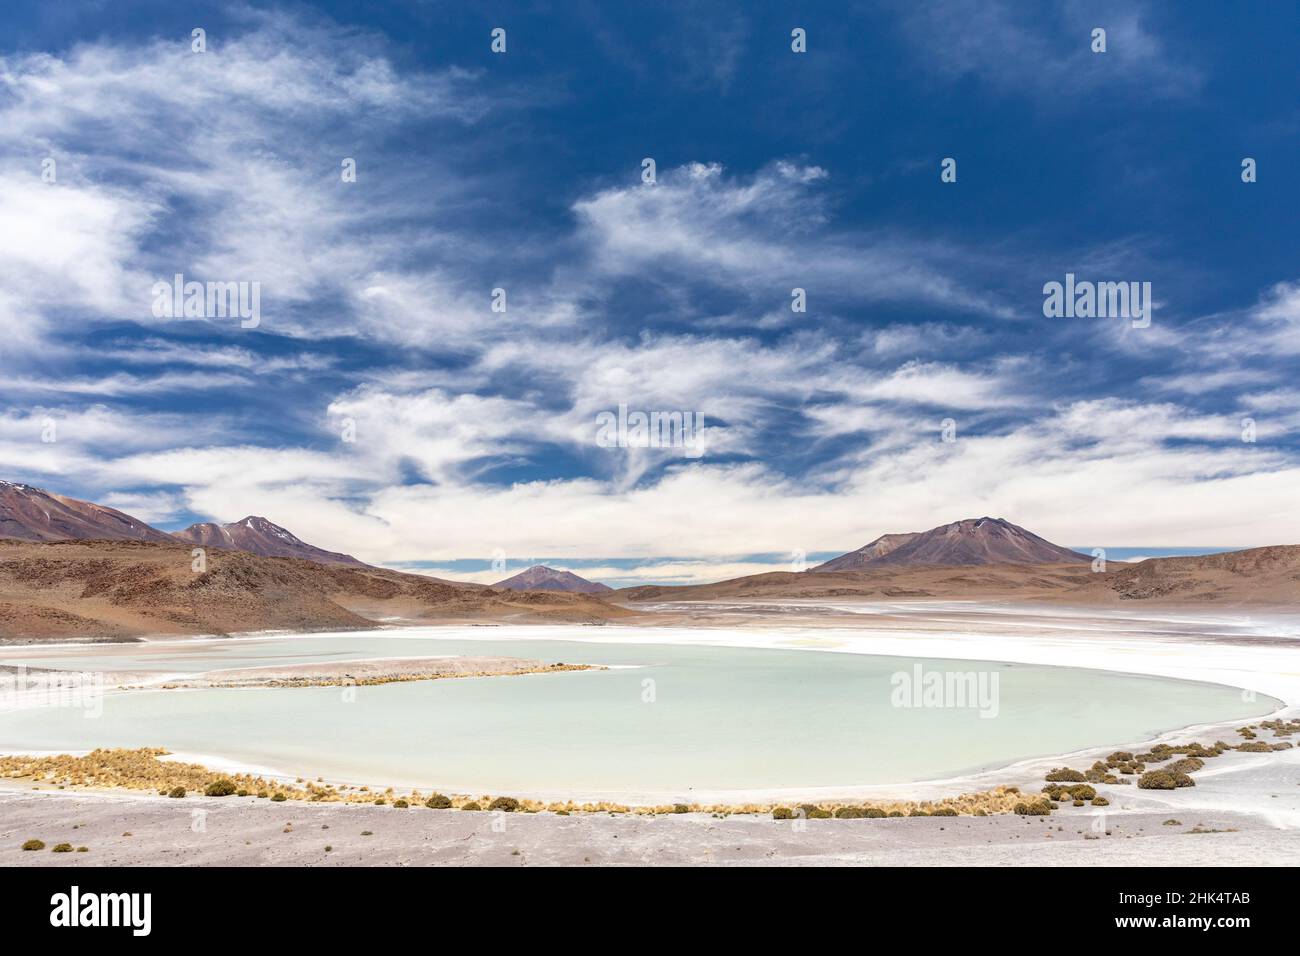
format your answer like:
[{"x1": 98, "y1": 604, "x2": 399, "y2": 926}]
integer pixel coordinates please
[{"x1": 0, "y1": 633, "x2": 1279, "y2": 795}]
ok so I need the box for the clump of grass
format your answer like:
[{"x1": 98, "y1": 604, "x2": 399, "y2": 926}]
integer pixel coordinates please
[
  {"x1": 808, "y1": 808, "x2": 832, "y2": 819},
  {"x1": 167, "y1": 786, "x2": 185, "y2": 798},
  {"x1": 1163, "y1": 818, "x2": 1182, "y2": 826},
  {"x1": 204, "y1": 778, "x2": 237, "y2": 797},
  {"x1": 461, "y1": 801, "x2": 482, "y2": 811},
  {"x1": 907, "y1": 809, "x2": 930, "y2": 817},
  {"x1": 270, "y1": 792, "x2": 287, "y2": 802},
  {"x1": 1091, "y1": 797, "x2": 1109, "y2": 806},
  {"x1": 833, "y1": 806, "x2": 866, "y2": 819},
  {"x1": 393, "y1": 799, "x2": 409, "y2": 809},
  {"x1": 425, "y1": 794, "x2": 452, "y2": 809},
  {"x1": 772, "y1": 807, "x2": 793, "y2": 820},
  {"x1": 21, "y1": 839, "x2": 44, "y2": 851},
  {"x1": 672, "y1": 804, "x2": 689, "y2": 814},
  {"x1": 1044, "y1": 768, "x2": 1085, "y2": 782},
  {"x1": 1013, "y1": 798, "x2": 1053, "y2": 816},
  {"x1": 51, "y1": 843, "x2": 73, "y2": 853},
  {"x1": 488, "y1": 796, "x2": 520, "y2": 812},
  {"x1": 1166, "y1": 757, "x2": 1204, "y2": 774},
  {"x1": 1138, "y1": 769, "x2": 1194, "y2": 790},
  {"x1": 931, "y1": 807, "x2": 958, "y2": 817},
  {"x1": 864, "y1": 807, "x2": 887, "y2": 818},
  {"x1": 236, "y1": 789, "x2": 249, "y2": 797},
  {"x1": 1237, "y1": 741, "x2": 1272, "y2": 753}
]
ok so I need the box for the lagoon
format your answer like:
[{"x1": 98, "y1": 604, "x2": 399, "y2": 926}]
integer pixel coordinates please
[{"x1": 0, "y1": 630, "x2": 1279, "y2": 798}]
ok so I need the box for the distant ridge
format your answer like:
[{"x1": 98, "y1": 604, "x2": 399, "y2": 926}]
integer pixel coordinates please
[
  {"x1": 173, "y1": 516, "x2": 366, "y2": 567},
  {"x1": 493, "y1": 565, "x2": 612, "y2": 594},
  {"x1": 814, "y1": 517, "x2": 1089, "y2": 570}
]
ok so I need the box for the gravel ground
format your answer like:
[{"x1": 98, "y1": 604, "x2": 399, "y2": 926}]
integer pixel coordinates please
[{"x1": 2, "y1": 788, "x2": 1296, "y2": 866}]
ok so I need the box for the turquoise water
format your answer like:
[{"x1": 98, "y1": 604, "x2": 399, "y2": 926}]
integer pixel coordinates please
[{"x1": 0, "y1": 634, "x2": 1278, "y2": 795}]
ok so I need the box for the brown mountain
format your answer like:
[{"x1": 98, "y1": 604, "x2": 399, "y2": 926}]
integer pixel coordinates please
[
  {"x1": 0, "y1": 539, "x2": 633, "y2": 641},
  {"x1": 814, "y1": 517, "x2": 1089, "y2": 570},
  {"x1": 493, "y1": 565, "x2": 612, "y2": 593},
  {"x1": 812, "y1": 532, "x2": 919, "y2": 571},
  {"x1": 0, "y1": 481, "x2": 176, "y2": 544},
  {"x1": 173, "y1": 516, "x2": 365, "y2": 567}
]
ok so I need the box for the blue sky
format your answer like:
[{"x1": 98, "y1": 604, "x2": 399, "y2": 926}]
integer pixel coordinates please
[{"x1": 1, "y1": 1, "x2": 1298, "y2": 586}]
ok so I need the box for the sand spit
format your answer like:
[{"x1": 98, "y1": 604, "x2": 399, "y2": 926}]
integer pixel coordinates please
[{"x1": 136, "y1": 656, "x2": 601, "y2": 689}]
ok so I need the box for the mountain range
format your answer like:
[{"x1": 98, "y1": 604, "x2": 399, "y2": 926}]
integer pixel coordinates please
[
  {"x1": 0, "y1": 481, "x2": 365, "y2": 567},
  {"x1": 3, "y1": 480, "x2": 1297, "y2": 639}
]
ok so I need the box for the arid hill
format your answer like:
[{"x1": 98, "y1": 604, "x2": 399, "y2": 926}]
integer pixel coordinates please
[
  {"x1": 0, "y1": 540, "x2": 633, "y2": 642},
  {"x1": 494, "y1": 565, "x2": 612, "y2": 593},
  {"x1": 173, "y1": 515, "x2": 366, "y2": 567},
  {"x1": 814, "y1": 517, "x2": 1089, "y2": 571}
]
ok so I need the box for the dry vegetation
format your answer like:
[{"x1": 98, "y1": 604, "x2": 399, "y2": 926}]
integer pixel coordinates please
[
  {"x1": 0, "y1": 748, "x2": 1031, "y2": 817},
  {"x1": 1039, "y1": 718, "x2": 1300, "y2": 797}
]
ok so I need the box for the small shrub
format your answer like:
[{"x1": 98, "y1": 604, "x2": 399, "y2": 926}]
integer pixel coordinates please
[
  {"x1": 555, "y1": 809, "x2": 569, "y2": 816},
  {"x1": 76, "y1": 846, "x2": 88, "y2": 852},
  {"x1": 1138, "y1": 769, "x2": 1195, "y2": 790},
  {"x1": 907, "y1": 809, "x2": 929, "y2": 817},
  {"x1": 461, "y1": 801, "x2": 482, "y2": 811},
  {"x1": 52, "y1": 843, "x2": 73, "y2": 853},
  {"x1": 1013, "y1": 799, "x2": 1052, "y2": 816},
  {"x1": 393, "y1": 799, "x2": 409, "y2": 809},
  {"x1": 772, "y1": 806, "x2": 793, "y2": 820},
  {"x1": 1072, "y1": 799, "x2": 1085, "y2": 807},
  {"x1": 932, "y1": 807, "x2": 958, "y2": 817},
  {"x1": 488, "y1": 796, "x2": 520, "y2": 812},
  {"x1": 204, "y1": 778, "x2": 237, "y2": 797},
  {"x1": 1091, "y1": 797, "x2": 1110, "y2": 806},
  {"x1": 236, "y1": 789, "x2": 249, "y2": 797},
  {"x1": 270, "y1": 792, "x2": 287, "y2": 802},
  {"x1": 21, "y1": 839, "x2": 44, "y2": 851},
  {"x1": 1106, "y1": 751, "x2": 1133, "y2": 765},
  {"x1": 168, "y1": 786, "x2": 185, "y2": 798},
  {"x1": 1044, "y1": 768, "x2": 1085, "y2": 782},
  {"x1": 833, "y1": 806, "x2": 865, "y2": 819},
  {"x1": 425, "y1": 794, "x2": 452, "y2": 809},
  {"x1": 1167, "y1": 757, "x2": 1204, "y2": 774},
  {"x1": 1067, "y1": 784, "x2": 1097, "y2": 800},
  {"x1": 887, "y1": 810, "x2": 904, "y2": 817},
  {"x1": 672, "y1": 804, "x2": 689, "y2": 814},
  {"x1": 864, "y1": 807, "x2": 886, "y2": 818},
  {"x1": 808, "y1": 808, "x2": 832, "y2": 819},
  {"x1": 1237, "y1": 741, "x2": 1271, "y2": 753},
  {"x1": 373, "y1": 798, "x2": 386, "y2": 805}
]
